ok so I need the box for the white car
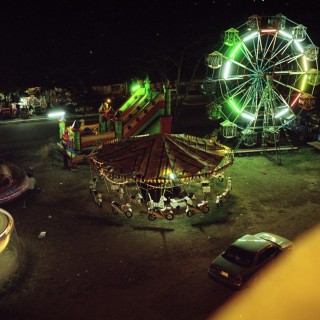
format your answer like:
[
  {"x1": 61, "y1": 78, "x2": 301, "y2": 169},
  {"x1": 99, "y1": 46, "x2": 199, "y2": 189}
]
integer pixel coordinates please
[{"x1": 208, "y1": 232, "x2": 293, "y2": 288}]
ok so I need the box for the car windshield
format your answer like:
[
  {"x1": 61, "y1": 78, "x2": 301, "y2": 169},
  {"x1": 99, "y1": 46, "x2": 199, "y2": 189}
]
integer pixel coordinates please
[{"x1": 222, "y1": 245, "x2": 255, "y2": 267}]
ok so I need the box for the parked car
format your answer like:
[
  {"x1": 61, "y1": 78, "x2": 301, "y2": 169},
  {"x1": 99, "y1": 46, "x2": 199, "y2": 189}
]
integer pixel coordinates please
[{"x1": 208, "y1": 232, "x2": 293, "y2": 288}]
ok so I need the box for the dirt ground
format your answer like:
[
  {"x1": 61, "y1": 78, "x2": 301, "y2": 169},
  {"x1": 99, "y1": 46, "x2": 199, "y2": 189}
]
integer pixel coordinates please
[{"x1": 1, "y1": 130, "x2": 320, "y2": 319}]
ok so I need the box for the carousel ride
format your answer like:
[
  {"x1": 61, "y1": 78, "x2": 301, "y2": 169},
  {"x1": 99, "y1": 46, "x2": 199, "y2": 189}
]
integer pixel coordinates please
[
  {"x1": 203, "y1": 14, "x2": 319, "y2": 164},
  {"x1": 88, "y1": 133, "x2": 234, "y2": 220}
]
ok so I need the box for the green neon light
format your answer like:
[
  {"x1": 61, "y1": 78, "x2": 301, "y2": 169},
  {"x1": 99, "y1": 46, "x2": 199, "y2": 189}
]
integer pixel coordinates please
[
  {"x1": 230, "y1": 43, "x2": 241, "y2": 59},
  {"x1": 131, "y1": 84, "x2": 141, "y2": 92},
  {"x1": 223, "y1": 61, "x2": 231, "y2": 79},
  {"x1": 223, "y1": 43, "x2": 242, "y2": 79},
  {"x1": 228, "y1": 99, "x2": 240, "y2": 113}
]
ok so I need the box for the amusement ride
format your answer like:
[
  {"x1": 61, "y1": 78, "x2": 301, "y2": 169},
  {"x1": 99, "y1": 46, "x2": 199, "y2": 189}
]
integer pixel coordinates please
[
  {"x1": 89, "y1": 133, "x2": 234, "y2": 220},
  {"x1": 203, "y1": 14, "x2": 319, "y2": 164}
]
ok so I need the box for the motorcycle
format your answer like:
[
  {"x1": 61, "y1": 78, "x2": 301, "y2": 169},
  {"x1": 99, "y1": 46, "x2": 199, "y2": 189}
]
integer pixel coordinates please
[
  {"x1": 89, "y1": 178, "x2": 102, "y2": 208},
  {"x1": 185, "y1": 200, "x2": 209, "y2": 217},
  {"x1": 92, "y1": 191, "x2": 103, "y2": 208},
  {"x1": 147, "y1": 206, "x2": 174, "y2": 221},
  {"x1": 216, "y1": 190, "x2": 230, "y2": 207},
  {"x1": 170, "y1": 195, "x2": 193, "y2": 210},
  {"x1": 111, "y1": 201, "x2": 133, "y2": 218}
]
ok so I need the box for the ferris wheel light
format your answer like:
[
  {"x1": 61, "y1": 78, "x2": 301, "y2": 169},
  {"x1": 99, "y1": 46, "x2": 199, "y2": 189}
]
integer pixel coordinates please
[
  {"x1": 286, "y1": 114, "x2": 296, "y2": 122},
  {"x1": 132, "y1": 85, "x2": 140, "y2": 91},
  {"x1": 230, "y1": 43, "x2": 241, "y2": 58},
  {"x1": 241, "y1": 112, "x2": 256, "y2": 121},
  {"x1": 223, "y1": 43, "x2": 242, "y2": 79},
  {"x1": 210, "y1": 15, "x2": 317, "y2": 151},
  {"x1": 290, "y1": 93, "x2": 301, "y2": 106},
  {"x1": 294, "y1": 40, "x2": 304, "y2": 53},
  {"x1": 279, "y1": 30, "x2": 293, "y2": 39},
  {"x1": 243, "y1": 32, "x2": 258, "y2": 42},
  {"x1": 301, "y1": 75, "x2": 307, "y2": 92},
  {"x1": 228, "y1": 100, "x2": 240, "y2": 113},
  {"x1": 223, "y1": 61, "x2": 232, "y2": 79},
  {"x1": 275, "y1": 108, "x2": 290, "y2": 118},
  {"x1": 302, "y1": 56, "x2": 308, "y2": 71},
  {"x1": 261, "y1": 29, "x2": 277, "y2": 33}
]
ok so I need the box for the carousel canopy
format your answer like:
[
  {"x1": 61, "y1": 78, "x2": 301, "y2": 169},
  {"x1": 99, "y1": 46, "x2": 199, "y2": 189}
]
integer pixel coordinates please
[{"x1": 89, "y1": 133, "x2": 233, "y2": 183}]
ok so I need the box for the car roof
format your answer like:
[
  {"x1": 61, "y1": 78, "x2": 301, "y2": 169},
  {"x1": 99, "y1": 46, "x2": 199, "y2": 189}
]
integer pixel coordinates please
[{"x1": 231, "y1": 234, "x2": 272, "y2": 253}]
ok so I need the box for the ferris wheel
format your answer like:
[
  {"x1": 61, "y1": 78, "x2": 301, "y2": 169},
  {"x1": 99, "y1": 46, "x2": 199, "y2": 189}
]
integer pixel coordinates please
[{"x1": 204, "y1": 14, "x2": 319, "y2": 153}]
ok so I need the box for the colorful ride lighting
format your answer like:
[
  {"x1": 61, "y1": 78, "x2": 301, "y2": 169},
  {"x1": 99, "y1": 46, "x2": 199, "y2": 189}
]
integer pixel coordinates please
[
  {"x1": 223, "y1": 43, "x2": 242, "y2": 79},
  {"x1": 228, "y1": 100, "x2": 240, "y2": 113},
  {"x1": 302, "y1": 55, "x2": 308, "y2": 71},
  {"x1": 211, "y1": 15, "x2": 317, "y2": 143},
  {"x1": 294, "y1": 40, "x2": 304, "y2": 53},
  {"x1": 300, "y1": 75, "x2": 307, "y2": 92},
  {"x1": 243, "y1": 31, "x2": 258, "y2": 42},
  {"x1": 290, "y1": 93, "x2": 301, "y2": 107},
  {"x1": 275, "y1": 108, "x2": 290, "y2": 118},
  {"x1": 279, "y1": 29, "x2": 293, "y2": 39},
  {"x1": 230, "y1": 43, "x2": 241, "y2": 58},
  {"x1": 131, "y1": 84, "x2": 141, "y2": 92},
  {"x1": 260, "y1": 29, "x2": 277, "y2": 33},
  {"x1": 223, "y1": 61, "x2": 232, "y2": 79},
  {"x1": 241, "y1": 112, "x2": 256, "y2": 121}
]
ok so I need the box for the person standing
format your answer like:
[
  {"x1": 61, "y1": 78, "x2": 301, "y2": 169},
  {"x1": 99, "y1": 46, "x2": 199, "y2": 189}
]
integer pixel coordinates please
[
  {"x1": 63, "y1": 152, "x2": 70, "y2": 170},
  {"x1": 23, "y1": 173, "x2": 37, "y2": 208}
]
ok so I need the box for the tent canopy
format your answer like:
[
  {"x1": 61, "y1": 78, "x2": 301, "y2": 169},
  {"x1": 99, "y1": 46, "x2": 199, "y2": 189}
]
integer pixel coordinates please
[{"x1": 90, "y1": 133, "x2": 233, "y2": 183}]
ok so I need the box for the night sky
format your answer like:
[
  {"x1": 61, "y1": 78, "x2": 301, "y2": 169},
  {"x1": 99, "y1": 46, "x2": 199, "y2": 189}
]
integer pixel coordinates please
[{"x1": 0, "y1": 0, "x2": 319, "y2": 90}]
